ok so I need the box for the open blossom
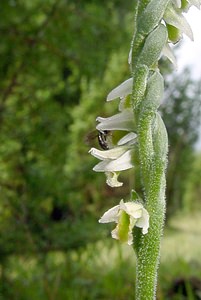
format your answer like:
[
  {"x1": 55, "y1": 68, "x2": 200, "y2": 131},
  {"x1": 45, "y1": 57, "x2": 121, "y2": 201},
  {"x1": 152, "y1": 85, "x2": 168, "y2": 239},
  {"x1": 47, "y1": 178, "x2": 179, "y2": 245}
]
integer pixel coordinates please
[
  {"x1": 89, "y1": 146, "x2": 134, "y2": 187},
  {"x1": 99, "y1": 200, "x2": 149, "y2": 245},
  {"x1": 89, "y1": 78, "x2": 136, "y2": 187}
]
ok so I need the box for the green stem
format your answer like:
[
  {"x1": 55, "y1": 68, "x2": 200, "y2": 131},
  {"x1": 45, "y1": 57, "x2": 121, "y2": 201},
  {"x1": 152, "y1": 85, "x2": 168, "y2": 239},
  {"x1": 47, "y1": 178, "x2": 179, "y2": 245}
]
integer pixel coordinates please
[
  {"x1": 133, "y1": 108, "x2": 168, "y2": 300},
  {"x1": 131, "y1": 1, "x2": 169, "y2": 298}
]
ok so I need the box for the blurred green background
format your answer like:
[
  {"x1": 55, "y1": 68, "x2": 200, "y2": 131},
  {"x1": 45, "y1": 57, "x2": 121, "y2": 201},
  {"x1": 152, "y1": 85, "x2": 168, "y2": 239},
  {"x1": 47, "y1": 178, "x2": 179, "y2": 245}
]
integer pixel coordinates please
[{"x1": 0, "y1": 1, "x2": 201, "y2": 299}]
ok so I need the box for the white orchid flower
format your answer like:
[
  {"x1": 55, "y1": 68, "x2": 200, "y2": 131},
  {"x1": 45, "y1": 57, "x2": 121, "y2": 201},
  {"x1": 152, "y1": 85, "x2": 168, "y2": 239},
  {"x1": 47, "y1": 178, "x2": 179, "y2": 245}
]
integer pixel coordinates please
[
  {"x1": 90, "y1": 148, "x2": 134, "y2": 172},
  {"x1": 107, "y1": 78, "x2": 133, "y2": 101},
  {"x1": 89, "y1": 74, "x2": 136, "y2": 187},
  {"x1": 99, "y1": 200, "x2": 149, "y2": 245},
  {"x1": 96, "y1": 110, "x2": 135, "y2": 132},
  {"x1": 89, "y1": 146, "x2": 134, "y2": 187}
]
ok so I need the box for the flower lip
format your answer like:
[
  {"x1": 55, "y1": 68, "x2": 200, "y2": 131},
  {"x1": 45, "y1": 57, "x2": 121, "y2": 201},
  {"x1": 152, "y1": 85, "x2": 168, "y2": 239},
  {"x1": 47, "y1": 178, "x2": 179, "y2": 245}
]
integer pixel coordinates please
[
  {"x1": 105, "y1": 171, "x2": 123, "y2": 187},
  {"x1": 89, "y1": 146, "x2": 128, "y2": 160},
  {"x1": 92, "y1": 149, "x2": 134, "y2": 172}
]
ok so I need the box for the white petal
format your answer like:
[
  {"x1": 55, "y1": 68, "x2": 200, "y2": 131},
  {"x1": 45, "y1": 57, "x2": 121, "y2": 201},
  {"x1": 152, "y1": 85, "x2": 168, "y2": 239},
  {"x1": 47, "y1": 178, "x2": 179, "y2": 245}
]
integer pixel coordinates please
[
  {"x1": 92, "y1": 160, "x2": 110, "y2": 172},
  {"x1": 135, "y1": 208, "x2": 149, "y2": 234},
  {"x1": 123, "y1": 202, "x2": 143, "y2": 218},
  {"x1": 162, "y1": 43, "x2": 177, "y2": 69},
  {"x1": 117, "y1": 132, "x2": 137, "y2": 146},
  {"x1": 111, "y1": 226, "x2": 119, "y2": 240},
  {"x1": 96, "y1": 110, "x2": 134, "y2": 132},
  {"x1": 105, "y1": 172, "x2": 123, "y2": 187},
  {"x1": 104, "y1": 150, "x2": 133, "y2": 172},
  {"x1": 89, "y1": 146, "x2": 127, "y2": 160},
  {"x1": 107, "y1": 78, "x2": 133, "y2": 101},
  {"x1": 164, "y1": 5, "x2": 194, "y2": 40},
  {"x1": 127, "y1": 231, "x2": 134, "y2": 245},
  {"x1": 93, "y1": 150, "x2": 133, "y2": 172},
  {"x1": 127, "y1": 217, "x2": 137, "y2": 245},
  {"x1": 99, "y1": 205, "x2": 120, "y2": 223}
]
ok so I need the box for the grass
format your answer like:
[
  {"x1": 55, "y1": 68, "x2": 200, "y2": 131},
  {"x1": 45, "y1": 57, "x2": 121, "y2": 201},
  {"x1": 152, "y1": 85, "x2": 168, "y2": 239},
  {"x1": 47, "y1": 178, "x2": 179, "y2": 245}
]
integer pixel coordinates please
[{"x1": 1, "y1": 212, "x2": 201, "y2": 299}]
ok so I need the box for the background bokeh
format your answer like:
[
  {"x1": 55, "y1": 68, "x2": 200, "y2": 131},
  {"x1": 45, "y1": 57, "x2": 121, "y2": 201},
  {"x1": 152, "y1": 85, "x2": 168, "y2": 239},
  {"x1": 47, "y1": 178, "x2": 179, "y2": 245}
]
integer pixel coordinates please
[{"x1": 0, "y1": 1, "x2": 201, "y2": 299}]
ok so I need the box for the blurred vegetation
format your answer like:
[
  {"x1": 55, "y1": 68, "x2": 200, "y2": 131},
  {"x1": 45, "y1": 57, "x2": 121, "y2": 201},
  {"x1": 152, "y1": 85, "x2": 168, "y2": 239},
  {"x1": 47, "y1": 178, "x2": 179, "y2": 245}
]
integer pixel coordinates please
[{"x1": 0, "y1": 0, "x2": 201, "y2": 299}]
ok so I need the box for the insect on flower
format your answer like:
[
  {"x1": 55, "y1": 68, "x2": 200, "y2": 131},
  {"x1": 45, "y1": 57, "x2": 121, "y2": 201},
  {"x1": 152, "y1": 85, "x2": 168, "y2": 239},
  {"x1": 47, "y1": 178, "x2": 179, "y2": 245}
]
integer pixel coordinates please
[
  {"x1": 85, "y1": 130, "x2": 112, "y2": 150},
  {"x1": 97, "y1": 130, "x2": 111, "y2": 150}
]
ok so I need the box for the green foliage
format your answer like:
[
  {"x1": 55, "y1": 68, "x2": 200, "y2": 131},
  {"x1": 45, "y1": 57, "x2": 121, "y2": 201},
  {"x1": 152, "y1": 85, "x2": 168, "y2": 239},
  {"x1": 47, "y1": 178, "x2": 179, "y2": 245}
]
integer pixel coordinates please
[
  {"x1": 0, "y1": 0, "x2": 133, "y2": 257},
  {"x1": 1, "y1": 213, "x2": 201, "y2": 299}
]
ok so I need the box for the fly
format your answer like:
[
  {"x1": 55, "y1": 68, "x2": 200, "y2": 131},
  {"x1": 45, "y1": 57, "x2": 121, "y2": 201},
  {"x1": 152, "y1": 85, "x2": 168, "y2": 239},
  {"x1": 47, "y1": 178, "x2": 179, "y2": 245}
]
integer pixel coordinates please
[
  {"x1": 85, "y1": 130, "x2": 112, "y2": 150},
  {"x1": 98, "y1": 130, "x2": 110, "y2": 150}
]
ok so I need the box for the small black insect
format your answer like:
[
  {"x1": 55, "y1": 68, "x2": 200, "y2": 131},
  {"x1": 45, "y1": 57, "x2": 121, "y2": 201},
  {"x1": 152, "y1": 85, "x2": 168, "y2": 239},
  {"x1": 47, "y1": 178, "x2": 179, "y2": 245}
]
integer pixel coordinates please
[
  {"x1": 98, "y1": 130, "x2": 110, "y2": 150},
  {"x1": 85, "y1": 130, "x2": 111, "y2": 150}
]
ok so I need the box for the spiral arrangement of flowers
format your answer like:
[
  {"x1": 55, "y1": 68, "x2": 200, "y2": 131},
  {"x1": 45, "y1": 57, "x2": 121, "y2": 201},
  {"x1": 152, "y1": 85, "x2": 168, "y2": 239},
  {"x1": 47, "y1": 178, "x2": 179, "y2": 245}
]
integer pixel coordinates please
[{"x1": 89, "y1": 1, "x2": 200, "y2": 298}]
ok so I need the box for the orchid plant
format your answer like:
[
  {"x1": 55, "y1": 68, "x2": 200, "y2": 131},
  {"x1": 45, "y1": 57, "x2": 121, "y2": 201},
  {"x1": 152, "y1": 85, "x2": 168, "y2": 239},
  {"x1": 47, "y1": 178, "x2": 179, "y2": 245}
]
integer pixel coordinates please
[{"x1": 89, "y1": 0, "x2": 201, "y2": 299}]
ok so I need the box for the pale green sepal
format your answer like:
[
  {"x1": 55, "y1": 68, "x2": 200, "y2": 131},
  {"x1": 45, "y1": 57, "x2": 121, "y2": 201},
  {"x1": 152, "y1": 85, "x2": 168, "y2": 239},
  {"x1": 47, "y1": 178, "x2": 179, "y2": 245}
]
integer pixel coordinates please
[
  {"x1": 152, "y1": 113, "x2": 168, "y2": 162},
  {"x1": 138, "y1": 24, "x2": 168, "y2": 68},
  {"x1": 131, "y1": 189, "x2": 142, "y2": 201},
  {"x1": 164, "y1": 4, "x2": 194, "y2": 40},
  {"x1": 143, "y1": 71, "x2": 164, "y2": 112},
  {"x1": 107, "y1": 78, "x2": 133, "y2": 101},
  {"x1": 132, "y1": 64, "x2": 149, "y2": 111},
  {"x1": 118, "y1": 94, "x2": 132, "y2": 111},
  {"x1": 162, "y1": 43, "x2": 177, "y2": 68},
  {"x1": 137, "y1": 0, "x2": 170, "y2": 35}
]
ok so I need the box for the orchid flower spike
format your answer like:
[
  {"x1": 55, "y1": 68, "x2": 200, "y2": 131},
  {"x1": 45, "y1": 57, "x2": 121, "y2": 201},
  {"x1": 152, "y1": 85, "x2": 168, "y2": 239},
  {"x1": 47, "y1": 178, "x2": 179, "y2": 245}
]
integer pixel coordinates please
[{"x1": 89, "y1": 77, "x2": 137, "y2": 187}]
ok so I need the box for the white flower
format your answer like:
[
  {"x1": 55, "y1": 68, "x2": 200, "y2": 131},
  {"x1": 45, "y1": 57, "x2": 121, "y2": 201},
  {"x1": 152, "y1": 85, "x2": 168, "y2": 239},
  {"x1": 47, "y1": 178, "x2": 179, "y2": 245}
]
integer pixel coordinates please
[
  {"x1": 89, "y1": 138, "x2": 136, "y2": 187},
  {"x1": 89, "y1": 146, "x2": 134, "y2": 187},
  {"x1": 89, "y1": 77, "x2": 136, "y2": 187},
  {"x1": 96, "y1": 110, "x2": 135, "y2": 132},
  {"x1": 107, "y1": 78, "x2": 133, "y2": 101},
  {"x1": 89, "y1": 148, "x2": 134, "y2": 172},
  {"x1": 99, "y1": 200, "x2": 149, "y2": 245}
]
